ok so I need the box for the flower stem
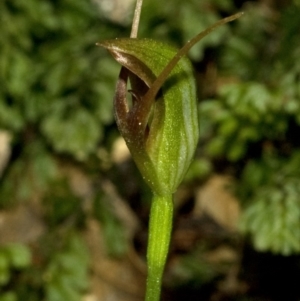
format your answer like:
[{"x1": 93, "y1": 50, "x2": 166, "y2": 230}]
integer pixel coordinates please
[
  {"x1": 145, "y1": 194, "x2": 173, "y2": 301},
  {"x1": 130, "y1": 0, "x2": 143, "y2": 38}
]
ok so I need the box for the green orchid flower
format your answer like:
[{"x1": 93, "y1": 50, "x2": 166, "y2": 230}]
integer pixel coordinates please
[{"x1": 98, "y1": 3, "x2": 242, "y2": 299}]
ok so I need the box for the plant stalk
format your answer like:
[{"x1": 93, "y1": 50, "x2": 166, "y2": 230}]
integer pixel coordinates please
[
  {"x1": 130, "y1": 0, "x2": 143, "y2": 38},
  {"x1": 145, "y1": 194, "x2": 173, "y2": 301}
]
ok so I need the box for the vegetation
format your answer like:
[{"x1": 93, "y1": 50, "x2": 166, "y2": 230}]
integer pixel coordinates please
[{"x1": 1, "y1": 0, "x2": 300, "y2": 300}]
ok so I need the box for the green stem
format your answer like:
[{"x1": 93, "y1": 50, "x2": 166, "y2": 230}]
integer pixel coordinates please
[{"x1": 145, "y1": 194, "x2": 173, "y2": 301}]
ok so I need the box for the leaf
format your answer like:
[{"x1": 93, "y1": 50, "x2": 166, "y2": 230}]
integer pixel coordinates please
[
  {"x1": 6, "y1": 244, "x2": 32, "y2": 269},
  {"x1": 45, "y1": 234, "x2": 89, "y2": 301},
  {"x1": 0, "y1": 292, "x2": 17, "y2": 301},
  {"x1": 41, "y1": 107, "x2": 102, "y2": 160}
]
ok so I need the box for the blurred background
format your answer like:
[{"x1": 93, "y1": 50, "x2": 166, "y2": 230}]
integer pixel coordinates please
[{"x1": 1, "y1": 0, "x2": 300, "y2": 300}]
